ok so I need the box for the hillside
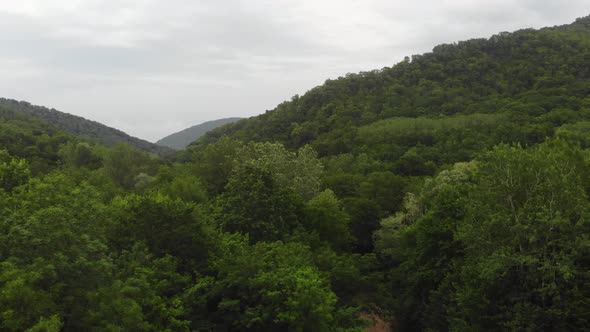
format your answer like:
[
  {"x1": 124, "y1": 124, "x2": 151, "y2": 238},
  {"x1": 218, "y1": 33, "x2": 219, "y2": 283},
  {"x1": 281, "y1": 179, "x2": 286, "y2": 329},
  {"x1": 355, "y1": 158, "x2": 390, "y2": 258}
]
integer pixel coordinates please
[
  {"x1": 0, "y1": 98, "x2": 173, "y2": 156},
  {"x1": 156, "y1": 117, "x2": 242, "y2": 150},
  {"x1": 187, "y1": 15, "x2": 590, "y2": 255},
  {"x1": 195, "y1": 15, "x2": 590, "y2": 156},
  {"x1": 182, "y1": 15, "x2": 590, "y2": 330}
]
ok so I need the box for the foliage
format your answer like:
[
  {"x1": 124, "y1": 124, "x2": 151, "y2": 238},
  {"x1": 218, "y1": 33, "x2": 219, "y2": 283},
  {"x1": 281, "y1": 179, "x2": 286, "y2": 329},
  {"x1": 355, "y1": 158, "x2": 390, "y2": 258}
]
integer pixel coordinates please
[
  {"x1": 0, "y1": 150, "x2": 31, "y2": 192},
  {"x1": 189, "y1": 234, "x2": 363, "y2": 331},
  {"x1": 375, "y1": 141, "x2": 590, "y2": 330}
]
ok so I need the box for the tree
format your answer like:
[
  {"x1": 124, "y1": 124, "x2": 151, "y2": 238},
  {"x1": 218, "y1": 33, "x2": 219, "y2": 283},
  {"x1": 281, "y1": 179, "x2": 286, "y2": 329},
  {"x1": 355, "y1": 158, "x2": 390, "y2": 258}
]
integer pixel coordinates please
[
  {"x1": 84, "y1": 244, "x2": 191, "y2": 331},
  {"x1": 216, "y1": 164, "x2": 302, "y2": 243},
  {"x1": 190, "y1": 136, "x2": 243, "y2": 195},
  {"x1": 58, "y1": 142, "x2": 102, "y2": 169},
  {"x1": 234, "y1": 142, "x2": 323, "y2": 201},
  {"x1": 452, "y1": 141, "x2": 590, "y2": 330},
  {"x1": 108, "y1": 192, "x2": 213, "y2": 269},
  {"x1": 186, "y1": 234, "x2": 363, "y2": 331},
  {"x1": 0, "y1": 150, "x2": 30, "y2": 192},
  {"x1": 374, "y1": 162, "x2": 476, "y2": 330},
  {"x1": 153, "y1": 165, "x2": 207, "y2": 203},
  {"x1": 0, "y1": 172, "x2": 113, "y2": 331},
  {"x1": 101, "y1": 143, "x2": 154, "y2": 190},
  {"x1": 303, "y1": 189, "x2": 353, "y2": 250}
]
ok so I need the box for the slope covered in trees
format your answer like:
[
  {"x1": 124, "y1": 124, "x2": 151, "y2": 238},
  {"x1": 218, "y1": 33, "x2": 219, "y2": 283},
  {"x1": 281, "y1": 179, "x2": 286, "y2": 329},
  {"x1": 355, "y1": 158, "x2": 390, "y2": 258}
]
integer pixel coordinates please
[
  {"x1": 3, "y1": 15, "x2": 590, "y2": 331},
  {"x1": 197, "y1": 15, "x2": 590, "y2": 155},
  {"x1": 184, "y1": 15, "x2": 590, "y2": 329},
  {"x1": 0, "y1": 98, "x2": 173, "y2": 156},
  {"x1": 156, "y1": 117, "x2": 242, "y2": 150},
  {"x1": 186, "y1": 15, "x2": 590, "y2": 254}
]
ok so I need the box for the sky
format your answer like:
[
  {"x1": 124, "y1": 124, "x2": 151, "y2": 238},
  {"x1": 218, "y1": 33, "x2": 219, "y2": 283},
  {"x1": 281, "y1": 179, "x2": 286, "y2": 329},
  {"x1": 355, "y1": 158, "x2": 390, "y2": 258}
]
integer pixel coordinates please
[{"x1": 0, "y1": 1, "x2": 588, "y2": 142}]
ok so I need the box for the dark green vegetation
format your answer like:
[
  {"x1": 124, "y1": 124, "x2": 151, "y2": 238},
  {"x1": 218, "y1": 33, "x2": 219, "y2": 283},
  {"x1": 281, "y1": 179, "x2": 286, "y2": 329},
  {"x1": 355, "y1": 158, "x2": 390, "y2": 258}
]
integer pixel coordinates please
[
  {"x1": 0, "y1": 98, "x2": 173, "y2": 156},
  {"x1": 3, "y1": 15, "x2": 590, "y2": 331},
  {"x1": 157, "y1": 117, "x2": 242, "y2": 150}
]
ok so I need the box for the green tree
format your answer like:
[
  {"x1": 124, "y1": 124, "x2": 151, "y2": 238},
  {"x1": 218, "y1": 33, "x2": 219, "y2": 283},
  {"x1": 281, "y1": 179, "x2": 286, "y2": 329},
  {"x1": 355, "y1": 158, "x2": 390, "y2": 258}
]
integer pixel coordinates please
[
  {"x1": 101, "y1": 143, "x2": 155, "y2": 190},
  {"x1": 190, "y1": 136, "x2": 244, "y2": 195},
  {"x1": 187, "y1": 234, "x2": 363, "y2": 331},
  {"x1": 58, "y1": 142, "x2": 102, "y2": 169},
  {"x1": 303, "y1": 189, "x2": 353, "y2": 250},
  {"x1": 216, "y1": 164, "x2": 302, "y2": 243},
  {"x1": 84, "y1": 244, "x2": 191, "y2": 331},
  {"x1": 0, "y1": 150, "x2": 31, "y2": 192},
  {"x1": 452, "y1": 142, "x2": 590, "y2": 330},
  {"x1": 235, "y1": 142, "x2": 323, "y2": 200},
  {"x1": 108, "y1": 192, "x2": 213, "y2": 269}
]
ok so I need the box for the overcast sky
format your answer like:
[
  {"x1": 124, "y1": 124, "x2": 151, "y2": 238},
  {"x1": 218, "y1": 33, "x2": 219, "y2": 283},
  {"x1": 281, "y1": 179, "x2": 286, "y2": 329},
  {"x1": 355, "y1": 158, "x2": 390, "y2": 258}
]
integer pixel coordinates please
[{"x1": 0, "y1": 1, "x2": 587, "y2": 142}]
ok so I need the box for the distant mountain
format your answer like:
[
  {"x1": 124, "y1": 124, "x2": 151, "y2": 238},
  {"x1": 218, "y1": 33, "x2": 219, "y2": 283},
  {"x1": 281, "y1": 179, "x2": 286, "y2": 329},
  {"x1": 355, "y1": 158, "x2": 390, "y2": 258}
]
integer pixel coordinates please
[
  {"x1": 156, "y1": 117, "x2": 242, "y2": 150},
  {"x1": 0, "y1": 98, "x2": 173, "y2": 156}
]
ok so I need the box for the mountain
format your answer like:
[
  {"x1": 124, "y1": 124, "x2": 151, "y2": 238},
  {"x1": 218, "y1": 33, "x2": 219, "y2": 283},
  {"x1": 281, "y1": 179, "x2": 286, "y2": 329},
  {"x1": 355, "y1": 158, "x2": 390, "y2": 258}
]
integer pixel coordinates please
[
  {"x1": 0, "y1": 98, "x2": 173, "y2": 156},
  {"x1": 187, "y1": 14, "x2": 590, "y2": 253},
  {"x1": 188, "y1": 14, "x2": 590, "y2": 249},
  {"x1": 156, "y1": 117, "x2": 242, "y2": 150},
  {"x1": 193, "y1": 15, "x2": 590, "y2": 157}
]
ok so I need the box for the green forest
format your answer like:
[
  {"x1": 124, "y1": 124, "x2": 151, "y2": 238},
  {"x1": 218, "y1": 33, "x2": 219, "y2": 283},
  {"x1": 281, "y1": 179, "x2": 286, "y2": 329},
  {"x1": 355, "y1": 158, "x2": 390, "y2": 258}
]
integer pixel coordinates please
[{"x1": 2, "y1": 15, "x2": 590, "y2": 331}]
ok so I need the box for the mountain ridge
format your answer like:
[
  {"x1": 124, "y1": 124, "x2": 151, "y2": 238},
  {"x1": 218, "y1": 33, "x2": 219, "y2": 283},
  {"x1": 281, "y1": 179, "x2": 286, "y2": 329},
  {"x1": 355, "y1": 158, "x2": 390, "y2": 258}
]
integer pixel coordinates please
[
  {"x1": 0, "y1": 98, "x2": 173, "y2": 156},
  {"x1": 191, "y1": 15, "x2": 590, "y2": 154}
]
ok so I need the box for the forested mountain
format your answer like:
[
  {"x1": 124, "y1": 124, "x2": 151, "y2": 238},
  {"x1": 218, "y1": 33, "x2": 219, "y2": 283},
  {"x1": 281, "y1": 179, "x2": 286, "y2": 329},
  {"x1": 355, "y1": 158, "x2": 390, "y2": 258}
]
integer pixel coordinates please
[
  {"x1": 156, "y1": 117, "x2": 242, "y2": 150},
  {"x1": 0, "y1": 98, "x2": 173, "y2": 156},
  {"x1": 3, "y1": 15, "x2": 590, "y2": 332},
  {"x1": 196, "y1": 16, "x2": 590, "y2": 157},
  {"x1": 184, "y1": 15, "x2": 590, "y2": 330}
]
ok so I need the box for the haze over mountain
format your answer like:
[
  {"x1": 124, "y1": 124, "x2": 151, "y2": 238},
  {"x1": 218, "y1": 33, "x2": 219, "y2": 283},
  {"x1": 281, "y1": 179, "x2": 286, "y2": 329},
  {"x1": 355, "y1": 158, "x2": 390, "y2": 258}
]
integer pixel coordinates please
[
  {"x1": 0, "y1": 98, "x2": 173, "y2": 155},
  {"x1": 156, "y1": 117, "x2": 242, "y2": 150}
]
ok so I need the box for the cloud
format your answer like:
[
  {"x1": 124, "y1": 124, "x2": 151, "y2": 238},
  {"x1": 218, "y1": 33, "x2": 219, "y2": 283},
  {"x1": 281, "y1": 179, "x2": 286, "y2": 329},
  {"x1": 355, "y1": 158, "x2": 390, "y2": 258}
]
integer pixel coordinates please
[{"x1": 0, "y1": 1, "x2": 587, "y2": 141}]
